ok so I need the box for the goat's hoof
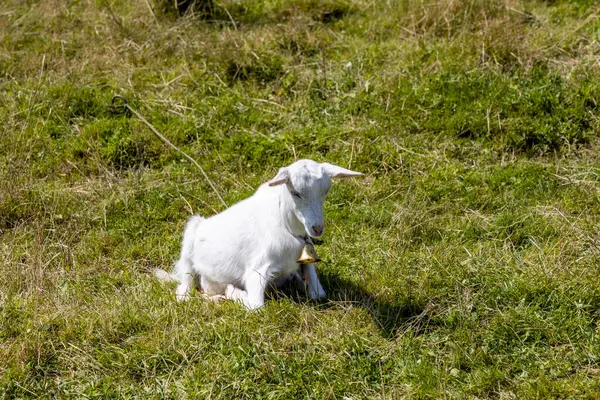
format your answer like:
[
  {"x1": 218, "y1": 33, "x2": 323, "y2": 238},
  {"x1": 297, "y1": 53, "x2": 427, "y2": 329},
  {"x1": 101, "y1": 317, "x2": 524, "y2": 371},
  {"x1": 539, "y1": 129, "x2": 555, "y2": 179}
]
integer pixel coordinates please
[
  {"x1": 202, "y1": 293, "x2": 226, "y2": 302},
  {"x1": 176, "y1": 294, "x2": 191, "y2": 302},
  {"x1": 246, "y1": 302, "x2": 265, "y2": 311},
  {"x1": 308, "y1": 288, "x2": 326, "y2": 300},
  {"x1": 225, "y1": 284, "x2": 237, "y2": 299}
]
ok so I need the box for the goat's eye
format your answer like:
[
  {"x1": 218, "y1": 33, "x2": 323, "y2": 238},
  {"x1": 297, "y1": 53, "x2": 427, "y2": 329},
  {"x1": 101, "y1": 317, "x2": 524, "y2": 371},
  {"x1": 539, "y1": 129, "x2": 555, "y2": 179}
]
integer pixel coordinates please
[{"x1": 291, "y1": 190, "x2": 302, "y2": 199}]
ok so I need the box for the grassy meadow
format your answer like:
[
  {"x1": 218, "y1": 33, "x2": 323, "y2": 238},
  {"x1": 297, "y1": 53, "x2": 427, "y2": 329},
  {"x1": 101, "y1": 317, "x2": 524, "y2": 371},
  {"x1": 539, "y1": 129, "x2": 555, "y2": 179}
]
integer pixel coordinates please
[{"x1": 2, "y1": 0, "x2": 600, "y2": 397}]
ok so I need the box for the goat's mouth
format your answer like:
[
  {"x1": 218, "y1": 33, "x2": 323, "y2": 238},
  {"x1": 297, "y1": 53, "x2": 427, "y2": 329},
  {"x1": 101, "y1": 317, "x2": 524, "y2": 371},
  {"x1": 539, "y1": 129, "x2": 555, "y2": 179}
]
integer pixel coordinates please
[
  {"x1": 297, "y1": 217, "x2": 324, "y2": 240},
  {"x1": 305, "y1": 230, "x2": 324, "y2": 240}
]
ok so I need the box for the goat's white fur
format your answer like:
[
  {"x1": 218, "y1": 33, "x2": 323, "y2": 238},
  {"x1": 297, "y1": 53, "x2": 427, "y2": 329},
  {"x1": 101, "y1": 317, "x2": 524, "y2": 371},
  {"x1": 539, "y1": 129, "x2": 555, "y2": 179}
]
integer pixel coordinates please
[{"x1": 155, "y1": 159, "x2": 362, "y2": 309}]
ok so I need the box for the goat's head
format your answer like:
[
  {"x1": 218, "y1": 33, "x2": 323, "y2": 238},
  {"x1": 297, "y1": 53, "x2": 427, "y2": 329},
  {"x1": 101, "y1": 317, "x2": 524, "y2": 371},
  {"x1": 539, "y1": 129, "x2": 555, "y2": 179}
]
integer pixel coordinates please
[{"x1": 268, "y1": 159, "x2": 362, "y2": 239}]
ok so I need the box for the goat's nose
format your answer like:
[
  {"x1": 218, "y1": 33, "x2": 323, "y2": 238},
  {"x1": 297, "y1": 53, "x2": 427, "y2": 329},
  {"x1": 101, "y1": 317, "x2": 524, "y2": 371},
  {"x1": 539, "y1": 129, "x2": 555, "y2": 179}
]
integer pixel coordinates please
[{"x1": 312, "y1": 225, "x2": 324, "y2": 236}]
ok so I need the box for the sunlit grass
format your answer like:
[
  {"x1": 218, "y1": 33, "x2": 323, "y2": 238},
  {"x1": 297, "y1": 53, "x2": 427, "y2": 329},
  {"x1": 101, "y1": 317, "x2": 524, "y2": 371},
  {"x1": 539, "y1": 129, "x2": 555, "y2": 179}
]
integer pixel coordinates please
[{"x1": 1, "y1": 0, "x2": 600, "y2": 398}]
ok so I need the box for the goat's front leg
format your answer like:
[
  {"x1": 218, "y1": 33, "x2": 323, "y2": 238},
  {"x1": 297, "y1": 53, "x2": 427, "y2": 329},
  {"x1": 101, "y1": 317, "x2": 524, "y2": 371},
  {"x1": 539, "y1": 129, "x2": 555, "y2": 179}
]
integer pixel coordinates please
[
  {"x1": 245, "y1": 269, "x2": 270, "y2": 309},
  {"x1": 302, "y1": 263, "x2": 326, "y2": 300},
  {"x1": 226, "y1": 268, "x2": 269, "y2": 310},
  {"x1": 225, "y1": 284, "x2": 249, "y2": 307}
]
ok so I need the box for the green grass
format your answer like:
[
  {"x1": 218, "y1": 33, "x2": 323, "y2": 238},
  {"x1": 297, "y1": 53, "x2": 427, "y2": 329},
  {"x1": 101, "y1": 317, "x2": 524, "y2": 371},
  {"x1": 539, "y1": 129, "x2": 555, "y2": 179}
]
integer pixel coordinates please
[{"x1": 2, "y1": 0, "x2": 600, "y2": 397}]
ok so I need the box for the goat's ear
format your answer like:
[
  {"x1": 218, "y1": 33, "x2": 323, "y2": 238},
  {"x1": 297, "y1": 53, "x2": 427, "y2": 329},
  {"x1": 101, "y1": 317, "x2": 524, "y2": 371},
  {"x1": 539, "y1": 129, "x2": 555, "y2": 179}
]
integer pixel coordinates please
[
  {"x1": 268, "y1": 168, "x2": 290, "y2": 186},
  {"x1": 321, "y1": 163, "x2": 363, "y2": 179}
]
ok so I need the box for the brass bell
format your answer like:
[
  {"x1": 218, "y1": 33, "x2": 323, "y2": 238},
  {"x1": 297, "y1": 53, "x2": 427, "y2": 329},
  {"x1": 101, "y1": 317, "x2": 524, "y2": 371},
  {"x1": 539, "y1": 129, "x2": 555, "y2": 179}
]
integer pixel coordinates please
[{"x1": 297, "y1": 243, "x2": 321, "y2": 264}]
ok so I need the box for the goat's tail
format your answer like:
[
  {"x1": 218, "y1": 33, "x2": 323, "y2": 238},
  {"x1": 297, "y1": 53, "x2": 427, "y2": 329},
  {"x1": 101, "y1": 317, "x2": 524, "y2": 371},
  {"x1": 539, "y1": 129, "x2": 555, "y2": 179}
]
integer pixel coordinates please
[
  {"x1": 154, "y1": 215, "x2": 205, "y2": 284},
  {"x1": 154, "y1": 268, "x2": 175, "y2": 282}
]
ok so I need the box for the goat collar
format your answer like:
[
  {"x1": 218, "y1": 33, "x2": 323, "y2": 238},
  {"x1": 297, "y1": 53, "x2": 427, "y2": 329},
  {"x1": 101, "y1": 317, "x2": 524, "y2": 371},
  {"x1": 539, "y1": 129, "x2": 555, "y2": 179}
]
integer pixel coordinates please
[{"x1": 297, "y1": 235, "x2": 324, "y2": 246}]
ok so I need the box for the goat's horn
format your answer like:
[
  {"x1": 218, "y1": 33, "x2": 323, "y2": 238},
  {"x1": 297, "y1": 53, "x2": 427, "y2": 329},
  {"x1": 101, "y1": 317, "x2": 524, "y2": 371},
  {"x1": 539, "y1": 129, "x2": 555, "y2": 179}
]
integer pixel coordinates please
[{"x1": 297, "y1": 243, "x2": 321, "y2": 264}]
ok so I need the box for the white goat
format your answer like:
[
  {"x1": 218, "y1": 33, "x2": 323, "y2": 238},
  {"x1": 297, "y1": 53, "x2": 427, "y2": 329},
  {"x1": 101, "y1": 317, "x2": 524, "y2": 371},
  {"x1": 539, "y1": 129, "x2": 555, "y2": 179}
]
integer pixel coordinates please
[{"x1": 155, "y1": 159, "x2": 362, "y2": 309}]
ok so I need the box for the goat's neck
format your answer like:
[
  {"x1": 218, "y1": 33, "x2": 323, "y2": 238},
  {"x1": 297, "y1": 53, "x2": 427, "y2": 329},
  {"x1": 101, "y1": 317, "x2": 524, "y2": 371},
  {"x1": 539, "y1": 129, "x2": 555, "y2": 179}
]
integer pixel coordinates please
[{"x1": 278, "y1": 191, "x2": 306, "y2": 238}]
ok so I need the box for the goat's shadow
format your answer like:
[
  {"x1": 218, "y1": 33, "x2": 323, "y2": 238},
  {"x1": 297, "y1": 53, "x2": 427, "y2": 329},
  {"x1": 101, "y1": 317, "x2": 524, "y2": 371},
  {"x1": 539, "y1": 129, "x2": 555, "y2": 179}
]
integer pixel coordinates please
[{"x1": 267, "y1": 270, "x2": 439, "y2": 339}]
